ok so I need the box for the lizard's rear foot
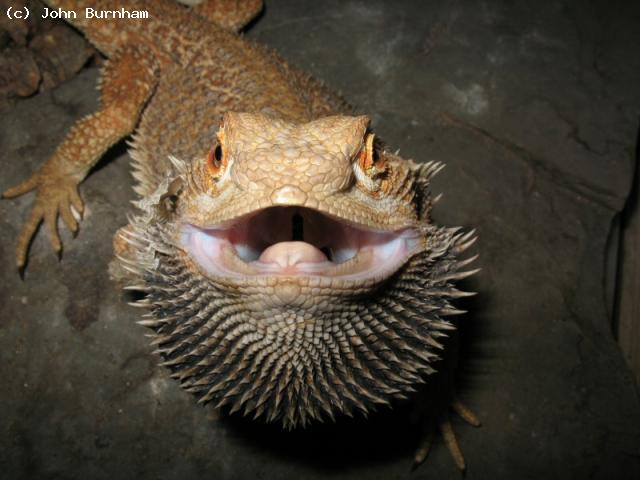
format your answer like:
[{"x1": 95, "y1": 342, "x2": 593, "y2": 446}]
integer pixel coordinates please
[{"x1": 413, "y1": 396, "x2": 481, "y2": 471}]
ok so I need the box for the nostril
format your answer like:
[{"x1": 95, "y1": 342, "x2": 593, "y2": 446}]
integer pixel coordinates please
[{"x1": 270, "y1": 185, "x2": 308, "y2": 205}]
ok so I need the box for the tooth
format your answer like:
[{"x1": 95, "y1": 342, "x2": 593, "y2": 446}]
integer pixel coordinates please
[
  {"x1": 333, "y1": 247, "x2": 357, "y2": 263},
  {"x1": 234, "y1": 244, "x2": 260, "y2": 262},
  {"x1": 320, "y1": 247, "x2": 333, "y2": 261}
]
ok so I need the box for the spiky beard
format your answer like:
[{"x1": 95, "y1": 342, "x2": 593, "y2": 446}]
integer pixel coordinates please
[{"x1": 119, "y1": 192, "x2": 476, "y2": 428}]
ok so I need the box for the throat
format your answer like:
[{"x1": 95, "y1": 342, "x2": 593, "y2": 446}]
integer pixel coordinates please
[
  {"x1": 291, "y1": 213, "x2": 304, "y2": 241},
  {"x1": 254, "y1": 209, "x2": 331, "y2": 270},
  {"x1": 252, "y1": 213, "x2": 331, "y2": 271}
]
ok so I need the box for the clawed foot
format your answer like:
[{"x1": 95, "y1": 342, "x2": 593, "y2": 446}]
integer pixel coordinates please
[
  {"x1": 413, "y1": 396, "x2": 481, "y2": 472},
  {"x1": 3, "y1": 169, "x2": 84, "y2": 270}
]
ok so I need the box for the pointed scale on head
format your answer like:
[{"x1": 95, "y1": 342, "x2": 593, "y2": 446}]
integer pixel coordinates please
[{"x1": 117, "y1": 113, "x2": 478, "y2": 427}]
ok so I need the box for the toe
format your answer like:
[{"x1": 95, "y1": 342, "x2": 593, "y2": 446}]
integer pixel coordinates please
[
  {"x1": 439, "y1": 416, "x2": 466, "y2": 471},
  {"x1": 60, "y1": 197, "x2": 79, "y2": 234},
  {"x1": 3, "y1": 174, "x2": 39, "y2": 198},
  {"x1": 16, "y1": 206, "x2": 44, "y2": 269},
  {"x1": 69, "y1": 187, "x2": 84, "y2": 216},
  {"x1": 44, "y1": 207, "x2": 62, "y2": 254},
  {"x1": 412, "y1": 428, "x2": 434, "y2": 469},
  {"x1": 452, "y1": 397, "x2": 481, "y2": 427}
]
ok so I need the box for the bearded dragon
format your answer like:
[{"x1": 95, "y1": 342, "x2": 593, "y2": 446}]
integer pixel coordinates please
[{"x1": 3, "y1": 0, "x2": 480, "y2": 470}]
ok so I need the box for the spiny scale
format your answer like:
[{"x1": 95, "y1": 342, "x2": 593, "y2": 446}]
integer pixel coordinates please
[{"x1": 123, "y1": 203, "x2": 477, "y2": 428}]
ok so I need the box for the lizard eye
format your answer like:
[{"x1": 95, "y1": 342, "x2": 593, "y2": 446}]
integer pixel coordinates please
[
  {"x1": 357, "y1": 133, "x2": 376, "y2": 172},
  {"x1": 354, "y1": 133, "x2": 386, "y2": 193},
  {"x1": 207, "y1": 144, "x2": 224, "y2": 176},
  {"x1": 207, "y1": 129, "x2": 228, "y2": 178}
]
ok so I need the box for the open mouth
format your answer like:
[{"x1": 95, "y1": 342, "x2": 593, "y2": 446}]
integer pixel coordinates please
[{"x1": 181, "y1": 207, "x2": 422, "y2": 281}]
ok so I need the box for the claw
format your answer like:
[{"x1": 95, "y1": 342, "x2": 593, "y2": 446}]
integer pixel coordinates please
[
  {"x1": 60, "y1": 198, "x2": 79, "y2": 235},
  {"x1": 68, "y1": 186, "x2": 84, "y2": 216}
]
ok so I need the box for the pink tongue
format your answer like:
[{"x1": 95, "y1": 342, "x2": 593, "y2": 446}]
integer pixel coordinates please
[{"x1": 259, "y1": 241, "x2": 328, "y2": 267}]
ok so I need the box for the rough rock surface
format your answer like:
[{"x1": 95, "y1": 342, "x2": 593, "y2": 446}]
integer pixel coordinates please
[
  {"x1": 0, "y1": 0, "x2": 95, "y2": 100},
  {"x1": 1, "y1": 1, "x2": 639, "y2": 479}
]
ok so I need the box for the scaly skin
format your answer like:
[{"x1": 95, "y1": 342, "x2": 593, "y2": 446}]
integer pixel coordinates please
[
  {"x1": 3, "y1": 0, "x2": 479, "y2": 470},
  {"x1": 3, "y1": 0, "x2": 347, "y2": 268}
]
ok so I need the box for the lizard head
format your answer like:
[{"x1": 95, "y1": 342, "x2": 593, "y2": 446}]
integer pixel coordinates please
[
  {"x1": 178, "y1": 112, "x2": 424, "y2": 291},
  {"x1": 118, "y1": 113, "x2": 477, "y2": 427}
]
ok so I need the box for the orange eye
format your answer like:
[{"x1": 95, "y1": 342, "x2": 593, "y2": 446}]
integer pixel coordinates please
[
  {"x1": 207, "y1": 143, "x2": 224, "y2": 176},
  {"x1": 357, "y1": 133, "x2": 384, "y2": 174},
  {"x1": 207, "y1": 130, "x2": 227, "y2": 177}
]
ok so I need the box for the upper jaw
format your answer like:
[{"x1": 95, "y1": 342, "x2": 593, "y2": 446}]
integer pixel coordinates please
[
  {"x1": 180, "y1": 177, "x2": 419, "y2": 234},
  {"x1": 179, "y1": 205, "x2": 424, "y2": 283}
]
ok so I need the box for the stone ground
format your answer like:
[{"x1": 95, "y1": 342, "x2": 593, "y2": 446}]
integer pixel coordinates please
[{"x1": 1, "y1": 1, "x2": 640, "y2": 479}]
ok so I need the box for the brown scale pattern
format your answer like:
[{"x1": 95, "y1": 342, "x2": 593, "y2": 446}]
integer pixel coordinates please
[
  {"x1": 131, "y1": 40, "x2": 351, "y2": 197},
  {"x1": 4, "y1": 0, "x2": 350, "y2": 267},
  {"x1": 173, "y1": 112, "x2": 421, "y2": 232},
  {"x1": 5, "y1": 0, "x2": 478, "y2": 438}
]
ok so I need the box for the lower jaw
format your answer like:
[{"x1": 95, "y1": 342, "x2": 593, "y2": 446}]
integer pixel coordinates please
[{"x1": 181, "y1": 225, "x2": 423, "y2": 285}]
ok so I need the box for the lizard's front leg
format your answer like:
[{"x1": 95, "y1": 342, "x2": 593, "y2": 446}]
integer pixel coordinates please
[{"x1": 2, "y1": 44, "x2": 159, "y2": 271}]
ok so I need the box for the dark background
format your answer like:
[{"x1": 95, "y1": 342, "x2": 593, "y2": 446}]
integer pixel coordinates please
[{"x1": 1, "y1": 1, "x2": 639, "y2": 479}]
